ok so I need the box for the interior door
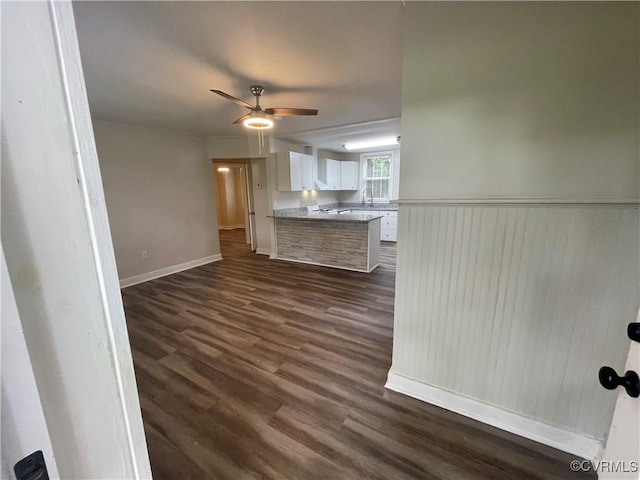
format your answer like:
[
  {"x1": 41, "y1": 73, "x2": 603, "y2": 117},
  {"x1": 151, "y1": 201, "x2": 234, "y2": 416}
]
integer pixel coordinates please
[
  {"x1": 1, "y1": 247, "x2": 60, "y2": 479},
  {"x1": 599, "y1": 312, "x2": 640, "y2": 479},
  {"x1": 245, "y1": 162, "x2": 257, "y2": 251}
]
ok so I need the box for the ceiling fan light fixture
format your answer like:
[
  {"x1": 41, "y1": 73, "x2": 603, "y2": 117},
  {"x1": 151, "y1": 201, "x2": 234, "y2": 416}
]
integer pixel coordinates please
[
  {"x1": 211, "y1": 86, "x2": 318, "y2": 130},
  {"x1": 243, "y1": 111, "x2": 274, "y2": 130},
  {"x1": 344, "y1": 136, "x2": 400, "y2": 151}
]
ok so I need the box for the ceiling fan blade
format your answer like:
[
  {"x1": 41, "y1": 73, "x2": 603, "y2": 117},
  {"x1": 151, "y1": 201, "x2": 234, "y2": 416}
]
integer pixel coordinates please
[
  {"x1": 211, "y1": 90, "x2": 253, "y2": 109},
  {"x1": 232, "y1": 113, "x2": 251, "y2": 125},
  {"x1": 264, "y1": 107, "x2": 318, "y2": 116}
]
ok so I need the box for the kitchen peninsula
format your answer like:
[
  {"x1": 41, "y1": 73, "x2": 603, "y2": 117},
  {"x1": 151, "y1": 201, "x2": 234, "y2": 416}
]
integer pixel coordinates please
[{"x1": 270, "y1": 210, "x2": 382, "y2": 272}]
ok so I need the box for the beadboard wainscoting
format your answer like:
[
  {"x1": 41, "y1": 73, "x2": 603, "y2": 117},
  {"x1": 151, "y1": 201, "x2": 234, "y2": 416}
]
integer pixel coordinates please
[{"x1": 388, "y1": 202, "x2": 639, "y2": 460}]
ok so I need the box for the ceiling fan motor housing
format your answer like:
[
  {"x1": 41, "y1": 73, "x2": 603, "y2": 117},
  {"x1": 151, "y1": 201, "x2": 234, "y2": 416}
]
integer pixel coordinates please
[{"x1": 250, "y1": 85, "x2": 265, "y2": 98}]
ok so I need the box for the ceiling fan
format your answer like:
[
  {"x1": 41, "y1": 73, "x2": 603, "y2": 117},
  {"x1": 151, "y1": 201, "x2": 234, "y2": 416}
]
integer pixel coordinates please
[{"x1": 210, "y1": 85, "x2": 318, "y2": 129}]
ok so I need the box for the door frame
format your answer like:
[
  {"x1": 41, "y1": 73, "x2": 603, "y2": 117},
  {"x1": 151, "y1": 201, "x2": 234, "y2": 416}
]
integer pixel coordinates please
[
  {"x1": 1, "y1": 2, "x2": 151, "y2": 477},
  {"x1": 1, "y1": 247, "x2": 60, "y2": 478},
  {"x1": 212, "y1": 159, "x2": 258, "y2": 251},
  {"x1": 598, "y1": 310, "x2": 640, "y2": 478}
]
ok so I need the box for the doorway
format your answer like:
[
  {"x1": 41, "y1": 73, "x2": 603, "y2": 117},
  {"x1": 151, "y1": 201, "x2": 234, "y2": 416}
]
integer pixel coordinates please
[{"x1": 212, "y1": 160, "x2": 256, "y2": 258}]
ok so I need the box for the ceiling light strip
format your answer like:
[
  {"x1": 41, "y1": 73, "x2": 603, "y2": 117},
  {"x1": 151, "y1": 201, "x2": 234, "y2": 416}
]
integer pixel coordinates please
[{"x1": 344, "y1": 136, "x2": 400, "y2": 150}]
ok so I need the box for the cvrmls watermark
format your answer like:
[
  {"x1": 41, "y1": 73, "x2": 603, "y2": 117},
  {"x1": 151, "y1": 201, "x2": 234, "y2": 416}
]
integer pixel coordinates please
[{"x1": 570, "y1": 459, "x2": 639, "y2": 473}]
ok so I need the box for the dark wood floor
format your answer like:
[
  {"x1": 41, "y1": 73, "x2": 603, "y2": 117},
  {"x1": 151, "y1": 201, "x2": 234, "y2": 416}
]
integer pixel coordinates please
[{"x1": 122, "y1": 228, "x2": 594, "y2": 480}]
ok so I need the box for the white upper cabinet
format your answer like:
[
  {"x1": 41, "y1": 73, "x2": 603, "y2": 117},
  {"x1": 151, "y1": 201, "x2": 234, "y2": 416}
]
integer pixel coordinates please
[
  {"x1": 339, "y1": 161, "x2": 359, "y2": 190},
  {"x1": 277, "y1": 151, "x2": 315, "y2": 191},
  {"x1": 318, "y1": 158, "x2": 340, "y2": 190},
  {"x1": 300, "y1": 154, "x2": 314, "y2": 191},
  {"x1": 317, "y1": 158, "x2": 360, "y2": 191}
]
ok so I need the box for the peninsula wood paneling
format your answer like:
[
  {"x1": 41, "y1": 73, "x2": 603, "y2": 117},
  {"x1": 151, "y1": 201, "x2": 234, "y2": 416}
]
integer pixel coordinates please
[
  {"x1": 391, "y1": 204, "x2": 639, "y2": 446},
  {"x1": 275, "y1": 219, "x2": 369, "y2": 271}
]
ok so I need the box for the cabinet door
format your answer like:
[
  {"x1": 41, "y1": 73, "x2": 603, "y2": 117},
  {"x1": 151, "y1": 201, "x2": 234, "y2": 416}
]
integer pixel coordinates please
[
  {"x1": 381, "y1": 229, "x2": 397, "y2": 242},
  {"x1": 300, "y1": 154, "x2": 314, "y2": 190},
  {"x1": 381, "y1": 216, "x2": 398, "y2": 230},
  {"x1": 288, "y1": 152, "x2": 302, "y2": 191},
  {"x1": 340, "y1": 161, "x2": 360, "y2": 190},
  {"x1": 326, "y1": 159, "x2": 341, "y2": 190}
]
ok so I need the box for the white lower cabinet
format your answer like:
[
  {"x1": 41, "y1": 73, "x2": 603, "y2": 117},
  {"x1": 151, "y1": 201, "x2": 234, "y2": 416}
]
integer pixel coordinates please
[
  {"x1": 381, "y1": 216, "x2": 397, "y2": 230},
  {"x1": 377, "y1": 210, "x2": 397, "y2": 242},
  {"x1": 342, "y1": 207, "x2": 398, "y2": 241},
  {"x1": 381, "y1": 229, "x2": 397, "y2": 242}
]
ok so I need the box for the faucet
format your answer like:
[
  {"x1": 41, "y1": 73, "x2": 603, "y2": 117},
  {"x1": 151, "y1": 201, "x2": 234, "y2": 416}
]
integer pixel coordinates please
[{"x1": 362, "y1": 188, "x2": 374, "y2": 206}]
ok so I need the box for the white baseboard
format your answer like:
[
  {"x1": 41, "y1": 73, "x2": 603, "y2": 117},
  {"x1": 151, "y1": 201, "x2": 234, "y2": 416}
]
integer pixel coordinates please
[
  {"x1": 218, "y1": 224, "x2": 245, "y2": 230},
  {"x1": 119, "y1": 254, "x2": 223, "y2": 288},
  {"x1": 385, "y1": 371, "x2": 603, "y2": 462},
  {"x1": 256, "y1": 248, "x2": 271, "y2": 256},
  {"x1": 272, "y1": 255, "x2": 375, "y2": 273}
]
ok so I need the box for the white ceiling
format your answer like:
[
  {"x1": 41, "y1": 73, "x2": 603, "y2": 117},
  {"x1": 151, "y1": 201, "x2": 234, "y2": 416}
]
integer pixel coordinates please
[{"x1": 72, "y1": 1, "x2": 404, "y2": 152}]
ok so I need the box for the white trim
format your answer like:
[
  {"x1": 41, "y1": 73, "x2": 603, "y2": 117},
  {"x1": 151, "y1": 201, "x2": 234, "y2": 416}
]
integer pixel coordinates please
[
  {"x1": 273, "y1": 256, "x2": 378, "y2": 273},
  {"x1": 287, "y1": 116, "x2": 401, "y2": 136},
  {"x1": 120, "y1": 254, "x2": 223, "y2": 288},
  {"x1": 385, "y1": 371, "x2": 603, "y2": 462},
  {"x1": 256, "y1": 248, "x2": 271, "y2": 256},
  {"x1": 361, "y1": 151, "x2": 395, "y2": 203},
  {"x1": 395, "y1": 197, "x2": 640, "y2": 206},
  {"x1": 218, "y1": 224, "x2": 246, "y2": 230}
]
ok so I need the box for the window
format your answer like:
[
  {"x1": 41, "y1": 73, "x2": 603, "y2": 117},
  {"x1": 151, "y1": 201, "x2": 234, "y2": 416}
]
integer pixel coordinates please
[{"x1": 362, "y1": 152, "x2": 393, "y2": 202}]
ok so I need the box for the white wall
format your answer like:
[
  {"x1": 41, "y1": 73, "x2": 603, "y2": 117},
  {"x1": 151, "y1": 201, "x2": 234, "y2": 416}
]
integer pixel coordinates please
[
  {"x1": 1, "y1": 2, "x2": 151, "y2": 477},
  {"x1": 274, "y1": 188, "x2": 341, "y2": 209},
  {"x1": 2, "y1": 248, "x2": 60, "y2": 479},
  {"x1": 94, "y1": 120, "x2": 220, "y2": 282},
  {"x1": 391, "y1": 1, "x2": 639, "y2": 461},
  {"x1": 399, "y1": 2, "x2": 638, "y2": 202},
  {"x1": 207, "y1": 135, "x2": 264, "y2": 159}
]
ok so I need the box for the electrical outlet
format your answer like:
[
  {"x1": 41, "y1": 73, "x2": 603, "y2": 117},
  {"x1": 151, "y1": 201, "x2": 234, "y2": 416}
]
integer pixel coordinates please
[{"x1": 141, "y1": 250, "x2": 148, "y2": 259}]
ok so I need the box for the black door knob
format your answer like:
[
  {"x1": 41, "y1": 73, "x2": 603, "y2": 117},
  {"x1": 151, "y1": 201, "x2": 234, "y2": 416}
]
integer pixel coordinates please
[
  {"x1": 599, "y1": 366, "x2": 640, "y2": 398},
  {"x1": 628, "y1": 322, "x2": 640, "y2": 343}
]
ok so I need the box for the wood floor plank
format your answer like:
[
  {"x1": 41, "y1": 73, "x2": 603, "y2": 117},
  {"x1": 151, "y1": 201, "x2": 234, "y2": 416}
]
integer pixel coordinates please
[
  {"x1": 269, "y1": 405, "x2": 417, "y2": 480},
  {"x1": 340, "y1": 416, "x2": 500, "y2": 480},
  {"x1": 121, "y1": 228, "x2": 595, "y2": 480},
  {"x1": 139, "y1": 395, "x2": 259, "y2": 480},
  {"x1": 133, "y1": 349, "x2": 218, "y2": 410},
  {"x1": 143, "y1": 422, "x2": 209, "y2": 480}
]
